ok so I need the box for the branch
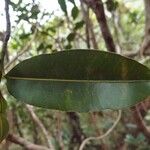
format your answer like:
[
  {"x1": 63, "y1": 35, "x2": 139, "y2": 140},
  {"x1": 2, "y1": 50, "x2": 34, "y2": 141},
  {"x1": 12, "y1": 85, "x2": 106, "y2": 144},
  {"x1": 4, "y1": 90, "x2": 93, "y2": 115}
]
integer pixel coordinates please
[
  {"x1": 0, "y1": 0, "x2": 11, "y2": 79},
  {"x1": 25, "y1": 104, "x2": 54, "y2": 150},
  {"x1": 140, "y1": 0, "x2": 150, "y2": 56},
  {"x1": 55, "y1": 112, "x2": 65, "y2": 150},
  {"x1": 112, "y1": 11, "x2": 122, "y2": 54},
  {"x1": 132, "y1": 103, "x2": 150, "y2": 139},
  {"x1": 12, "y1": 106, "x2": 24, "y2": 137},
  {"x1": 88, "y1": 18, "x2": 98, "y2": 49},
  {"x1": 82, "y1": 0, "x2": 116, "y2": 52},
  {"x1": 67, "y1": 112, "x2": 86, "y2": 149},
  {"x1": 80, "y1": 1, "x2": 98, "y2": 49},
  {"x1": 6, "y1": 133, "x2": 49, "y2": 150},
  {"x1": 80, "y1": 3, "x2": 91, "y2": 48},
  {"x1": 79, "y1": 110, "x2": 122, "y2": 150}
]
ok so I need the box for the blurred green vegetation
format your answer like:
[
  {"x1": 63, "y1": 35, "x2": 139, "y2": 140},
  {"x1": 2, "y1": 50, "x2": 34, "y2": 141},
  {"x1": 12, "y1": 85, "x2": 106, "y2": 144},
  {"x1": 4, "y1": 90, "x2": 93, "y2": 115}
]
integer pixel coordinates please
[{"x1": 0, "y1": 0, "x2": 150, "y2": 149}]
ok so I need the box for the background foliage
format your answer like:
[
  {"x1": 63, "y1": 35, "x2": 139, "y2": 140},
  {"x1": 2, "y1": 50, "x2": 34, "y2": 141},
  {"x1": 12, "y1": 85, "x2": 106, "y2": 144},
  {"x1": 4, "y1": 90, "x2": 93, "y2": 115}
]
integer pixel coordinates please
[{"x1": 0, "y1": 0, "x2": 150, "y2": 149}]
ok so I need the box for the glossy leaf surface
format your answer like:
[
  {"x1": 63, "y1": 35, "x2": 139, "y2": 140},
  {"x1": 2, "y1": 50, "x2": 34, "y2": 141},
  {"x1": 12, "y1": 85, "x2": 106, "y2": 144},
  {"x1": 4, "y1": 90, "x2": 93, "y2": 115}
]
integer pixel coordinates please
[{"x1": 6, "y1": 50, "x2": 150, "y2": 112}]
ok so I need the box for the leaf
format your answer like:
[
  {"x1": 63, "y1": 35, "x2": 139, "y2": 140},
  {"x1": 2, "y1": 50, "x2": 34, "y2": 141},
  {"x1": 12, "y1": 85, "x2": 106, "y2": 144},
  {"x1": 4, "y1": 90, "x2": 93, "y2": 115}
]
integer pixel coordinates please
[
  {"x1": 37, "y1": 43, "x2": 44, "y2": 51},
  {"x1": 106, "y1": 0, "x2": 118, "y2": 12},
  {"x1": 20, "y1": 33, "x2": 31, "y2": 40},
  {"x1": 5, "y1": 50, "x2": 150, "y2": 112},
  {"x1": 47, "y1": 27, "x2": 56, "y2": 33},
  {"x1": 10, "y1": 0, "x2": 22, "y2": 10},
  {"x1": 30, "y1": 4, "x2": 40, "y2": 19},
  {"x1": 71, "y1": 6, "x2": 79, "y2": 20},
  {"x1": 18, "y1": 14, "x2": 29, "y2": 22},
  {"x1": 74, "y1": 21, "x2": 85, "y2": 30},
  {"x1": 67, "y1": 32, "x2": 76, "y2": 42},
  {"x1": 45, "y1": 44, "x2": 52, "y2": 49},
  {"x1": 125, "y1": 133, "x2": 145, "y2": 145},
  {"x1": 0, "y1": 115, "x2": 9, "y2": 143},
  {"x1": 65, "y1": 43, "x2": 72, "y2": 49},
  {"x1": 58, "y1": 0, "x2": 68, "y2": 16},
  {"x1": 10, "y1": 1, "x2": 17, "y2": 10}
]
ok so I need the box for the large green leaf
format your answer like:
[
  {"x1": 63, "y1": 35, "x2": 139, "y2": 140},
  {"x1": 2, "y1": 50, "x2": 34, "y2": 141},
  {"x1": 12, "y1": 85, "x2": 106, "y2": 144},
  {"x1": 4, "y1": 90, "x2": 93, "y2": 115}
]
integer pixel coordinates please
[{"x1": 5, "y1": 50, "x2": 150, "y2": 112}]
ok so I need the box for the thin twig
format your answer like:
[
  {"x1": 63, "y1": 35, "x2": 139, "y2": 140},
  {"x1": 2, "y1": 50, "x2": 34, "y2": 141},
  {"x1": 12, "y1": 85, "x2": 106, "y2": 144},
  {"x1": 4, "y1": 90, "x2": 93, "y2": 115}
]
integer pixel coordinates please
[
  {"x1": 0, "y1": 0, "x2": 11, "y2": 79},
  {"x1": 112, "y1": 12, "x2": 122, "y2": 54},
  {"x1": 25, "y1": 104, "x2": 54, "y2": 150},
  {"x1": 132, "y1": 105, "x2": 150, "y2": 139},
  {"x1": 55, "y1": 112, "x2": 64, "y2": 150},
  {"x1": 80, "y1": 0, "x2": 98, "y2": 49},
  {"x1": 89, "y1": 113, "x2": 101, "y2": 136},
  {"x1": 7, "y1": 133, "x2": 49, "y2": 150},
  {"x1": 79, "y1": 110, "x2": 122, "y2": 150}
]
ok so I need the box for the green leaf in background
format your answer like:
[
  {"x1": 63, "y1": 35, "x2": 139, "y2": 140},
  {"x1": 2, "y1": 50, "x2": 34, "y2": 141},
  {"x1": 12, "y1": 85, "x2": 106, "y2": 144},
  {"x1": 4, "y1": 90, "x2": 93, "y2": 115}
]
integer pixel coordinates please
[
  {"x1": 5, "y1": 50, "x2": 150, "y2": 112},
  {"x1": 106, "y1": 0, "x2": 119, "y2": 12},
  {"x1": 74, "y1": 20, "x2": 85, "y2": 30},
  {"x1": 71, "y1": 6, "x2": 79, "y2": 20},
  {"x1": 37, "y1": 43, "x2": 45, "y2": 52},
  {"x1": 125, "y1": 133, "x2": 146, "y2": 146},
  {"x1": 30, "y1": 4, "x2": 40, "y2": 19},
  {"x1": 58, "y1": 0, "x2": 68, "y2": 16},
  {"x1": 0, "y1": 114, "x2": 9, "y2": 143},
  {"x1": 47, "y1": 27, "x2": 56, "y2": 33},
  {"x1": 65, "y1": 43, "x2": 72, "y2": 49},
  {"x1": 19, "y1": 33, "x2": 31, "y2": 40},
  {"x1": 67, "y1": 32, "x2": 76, "y2": 42}
]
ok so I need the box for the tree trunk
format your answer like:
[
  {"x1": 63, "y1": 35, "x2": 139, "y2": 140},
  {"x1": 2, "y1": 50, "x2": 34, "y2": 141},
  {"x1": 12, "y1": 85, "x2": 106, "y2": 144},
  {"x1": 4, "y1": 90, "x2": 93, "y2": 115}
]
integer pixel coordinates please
[
  {"x1": 82, "y1": 0, "x2": 116, "y2": 52},
  {"x1": 140, "y1": 0, "x2": 150, "y2": 55},
  {"x1": 67, "y1": 112, "x2": 86, "y2": 149}
]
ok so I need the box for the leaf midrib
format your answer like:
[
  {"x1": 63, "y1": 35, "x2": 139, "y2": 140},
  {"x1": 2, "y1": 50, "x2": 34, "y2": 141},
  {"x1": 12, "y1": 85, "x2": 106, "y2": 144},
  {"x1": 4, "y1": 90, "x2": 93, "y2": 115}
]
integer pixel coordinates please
[{"x1": 6, "y1": 76, "x2": 150, "y2": 83}]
